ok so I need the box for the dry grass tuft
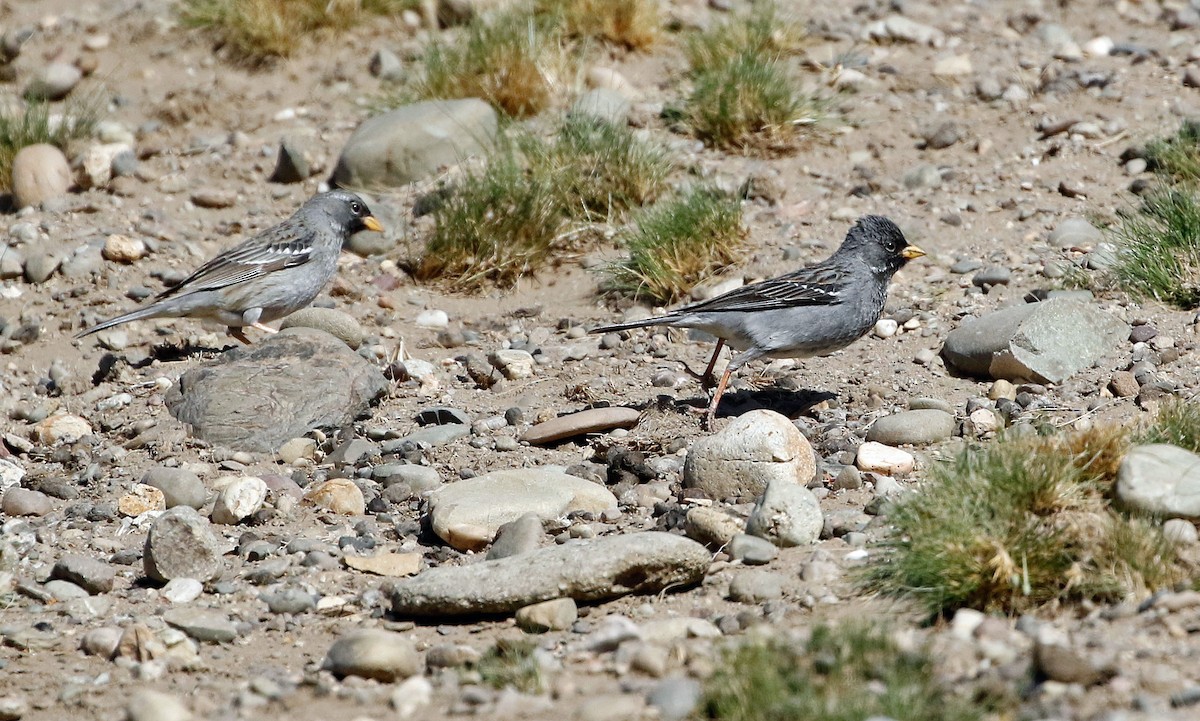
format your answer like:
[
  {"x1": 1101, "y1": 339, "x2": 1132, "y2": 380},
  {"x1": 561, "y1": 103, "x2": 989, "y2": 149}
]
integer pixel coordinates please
[{"x1": 537, "y1": 0, "x2": 660, "y2": 49}]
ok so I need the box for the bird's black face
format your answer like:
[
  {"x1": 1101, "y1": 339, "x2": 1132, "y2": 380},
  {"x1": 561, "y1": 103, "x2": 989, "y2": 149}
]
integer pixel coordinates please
[
  {"x1": 847, "y1": 215, "x2": 925, "y2": 277},
  {"x1": 325, "y1": 191, "x2": 383, "y2": 234}
]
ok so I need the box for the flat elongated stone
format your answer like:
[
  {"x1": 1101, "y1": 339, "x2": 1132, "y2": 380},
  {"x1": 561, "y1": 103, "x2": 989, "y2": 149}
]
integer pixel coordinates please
[
  {"x1": 521, "y1": 407, "x2": 641, "y2": 444},
  {"x1": 387, "y1": 532, "x2": 709, "y2": 616},
  {"x1": 1117, "y1": 444, "x2": 1200, "y2": 518}
]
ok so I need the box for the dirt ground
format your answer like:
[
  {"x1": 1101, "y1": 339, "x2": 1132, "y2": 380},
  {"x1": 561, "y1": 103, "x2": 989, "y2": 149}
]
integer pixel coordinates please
[{"x1": 4, "y1": 0, "x2": 1200, "y2": 719}]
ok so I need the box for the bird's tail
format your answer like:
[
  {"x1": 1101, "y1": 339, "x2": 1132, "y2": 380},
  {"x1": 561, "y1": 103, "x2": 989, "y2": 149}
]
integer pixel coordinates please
[
  {"x1": 590, "y1": 315, "x2": 669, "y2": 334},
  {"x1": 75, "y1": 305, "x2": 166, "y2": 339}
]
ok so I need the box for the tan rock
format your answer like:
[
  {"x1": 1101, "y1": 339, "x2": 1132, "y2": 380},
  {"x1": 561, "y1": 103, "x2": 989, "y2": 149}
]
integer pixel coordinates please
[{"x1": 304, "y1": 478, "x2": 365, "y2": 515}]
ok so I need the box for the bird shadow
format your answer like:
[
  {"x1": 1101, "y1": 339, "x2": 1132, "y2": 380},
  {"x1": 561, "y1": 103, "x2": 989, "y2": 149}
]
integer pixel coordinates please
[{"x1": 685, "y1": 386, "x2": 837, "y2": 421}]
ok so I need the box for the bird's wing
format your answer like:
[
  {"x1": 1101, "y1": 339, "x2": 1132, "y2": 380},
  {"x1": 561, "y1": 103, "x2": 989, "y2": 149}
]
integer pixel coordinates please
[
  {"x1": 155, "y1": 221, "x2": 316, "y2": 300},
  {"x1": 676, "y1": 262, "x2": 850, "y2": 314}
]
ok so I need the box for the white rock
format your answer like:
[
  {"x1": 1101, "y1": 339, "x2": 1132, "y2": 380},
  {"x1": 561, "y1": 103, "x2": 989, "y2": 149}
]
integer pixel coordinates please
[
  {"x1": 684, "y1": 410, "x2": 817, "y2": 500},
  {"x1": 79, "y1": 142, "x2": 132, "y2": 189},
  {"x1": 211, "y1": 476, "x2": 267, "y2": 524},
  {"x1": 586, "y1": 66, "x2": 636, "y2": 97},
  {"x1": 1083, "y1": 36, "x2": 1114, "y2": 57},
  {"x1": 873, "y1": 318, "x2": 898, "y2": 338},
  {"x1": 0, "y1": 457, "x2": 25, "y2": 492},
  {"x1": 967, "y1": 408, "x2": 1000, "y2": 436},
  {"x1": 391, "y1": 675, "x2": 434, "y2": 719},
  {"x1": 855, "y1": 441, "x2": 915, "y2": 476},
  {"x1": 1117, "y1": 444, "x2": 1200, "y2": 519},
  {"x1": 415, "y1": 309, "x2": 449, "y2": 329},
  {"x1": 489, "y1": 349, "x2": 535, "y2": 379},
  {"x1": 932, "y1": 54, "x2": 973, "y2": 76},
  {"x1": 160, "y1": 578, "x2": 204, "y2": 603}
]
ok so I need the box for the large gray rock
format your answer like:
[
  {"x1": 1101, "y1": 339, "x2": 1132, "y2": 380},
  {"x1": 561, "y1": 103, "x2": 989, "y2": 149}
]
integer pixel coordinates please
[
  {"x1": 323, "y1": 629, "x2": 423, "y2": 681},
  {"x1": 165, "y1": 328, "x2": 387, "y2": 453},
  {"x1": 684, "y1": 409, "x2": 816, "y2": 500},
  {"x1": 745, "y1": 478, "x2": 823, "y2": 547},
  {"x1": 941, "y1": 299, "x2": 1128, "y2": 383},
  {"x1": 866, "y1": 409, "x2": 956, "y2": 446},
  {"x1": 387, "y1": 532, "x2": 709, "y2": 616},
  {"x1": 427, "y1": 469, "x2": 617, "y2": 551},
  {"x1": 332, "y1": 99, "x2": 498, "y2": 189},
  {"x1": 1117, "y1": 444, "x2": 1200, "y2": 519}
]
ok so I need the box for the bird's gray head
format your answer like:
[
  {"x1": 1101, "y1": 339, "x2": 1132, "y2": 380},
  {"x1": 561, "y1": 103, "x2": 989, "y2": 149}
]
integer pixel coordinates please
[
  {"x1": 304, "y1": 190, "x2": 384, "y2": 235},
  {"x1": 837, "y1": 215, "x2": 925, "y2": 277}
]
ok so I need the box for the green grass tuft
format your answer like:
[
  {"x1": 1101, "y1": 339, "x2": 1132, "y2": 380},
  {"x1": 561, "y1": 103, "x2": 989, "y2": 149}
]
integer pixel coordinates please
[
  {"x1": 0, "y1": 97, "x2": 99, "y2": 191},
  {"x1": 605, "y1": 186, "x2": 745, "y2": 304},
  {"x1": 1109, "y1": 186, "x2": 1200, "y2": 308},
  {"x1": 863, "y1": 427, "x2": 1188, "y2": 617},
  {"x1": 681, "y1": 4, "x2": 818, "y2": 151},
  {"x1": 412, "y1": 115, "x2": 671, "y2": 289},
  {"x1": 701, "y1": 623, "x2": 999, "y2": 721},
  {"x1": 410, "y1": 10, "x2": 563, "y2": 118},
  {"x1": 477, "y1": 638, "x2": 543, "y2": 694},
  {"x1": 1138, "y1": 397, "x2": 1200, "y2": 452},
  {"x1": 1144, "y1": 120, "x2": 1200, "y2": 183},
  {"x1": 181, "y1": 0, "x2": 412, "y2": 64},
  {"x1": 544, "y1": 113, "x2": 670, "y2": 219}
]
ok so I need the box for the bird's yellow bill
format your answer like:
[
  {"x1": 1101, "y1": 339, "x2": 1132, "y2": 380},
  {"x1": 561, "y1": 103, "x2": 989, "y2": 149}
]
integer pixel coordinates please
[
  {"x1": 901, "y1": 244, "x2": 926, "y2": 259},
  {"x1": 363, "y1": 216, "x2": 384, "y2": 232}
]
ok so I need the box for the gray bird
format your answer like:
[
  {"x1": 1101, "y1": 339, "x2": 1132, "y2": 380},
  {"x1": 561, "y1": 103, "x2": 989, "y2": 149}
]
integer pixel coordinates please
[
  {"x1": 592, "y1": 215, "x2": 925, "y2": 429},
  {"x1": 76, "y1": 190, "x2": 383, "y2": 343}
]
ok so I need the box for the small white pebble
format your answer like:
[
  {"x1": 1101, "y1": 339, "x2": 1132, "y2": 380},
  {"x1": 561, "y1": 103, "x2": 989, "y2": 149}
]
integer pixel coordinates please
[{"x1": 873, "y1": 318, "x2": 899, "y2": 338}]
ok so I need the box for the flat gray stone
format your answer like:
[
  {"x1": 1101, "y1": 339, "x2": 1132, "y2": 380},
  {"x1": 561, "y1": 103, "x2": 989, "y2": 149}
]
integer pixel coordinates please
[
  {"x1": 522, "y1": 406, "x2": 641, "y2": 444},
  {"x1": 332, "y1": 99, "x2": 498, "y2": 189},
  {"x1": 487, "y1": 512, "x2": 544, "y2": 560},
  {"x1": 387, "y1": 532, "x2": 709, "y2": 616},
  {"x1": 941, "y1": 299, "x2": 1128, "y2": 383},
  {"x1": 1117, "y1": 444, "x2": 1200, "y2": 519},
  {"x1": 866, "y1": 409, "x2": 956, "y2": 446},
  {"x1": 165, "y1": 328, "x2": 387, "y2": 453},
  {"x1": 427, "y1": 469, "x2": 617, "y2": 551},
  {"x1": 162, "y1": 608, "x2": 239, "y2": 643},
  {"x1": 515, "y1": 597, "x2": 577, "y2": 632},
  {"x1": 52, "y1": 554, "x2": 115, "y2": 594}
]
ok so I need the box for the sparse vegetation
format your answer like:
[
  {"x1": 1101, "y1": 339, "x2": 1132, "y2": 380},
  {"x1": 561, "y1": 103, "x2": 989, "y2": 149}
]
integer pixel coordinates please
[
  {"x1": 536, "y1": 0, "x2": 660, "y2": 49},
  {"x1": 605, "y1": 186, "x2": 745, "y2": 303},
  {"x1": 477, "y1": 638, "x2": 543, "y2": 694},
  {"x1": 180, "y1": 0, "x2": 412, "y2": 63},
  {"x1": 1138, "y1": 397, "x2": 1200, "y2": 452},
  {"x1": 413, "y1": 115, "x2": 671, "y2": 288},
  {"x1": 0, "y1": 98, "x2": 99, "y2": 190},
  {"x1": 1109, "y1": 186, "x2": 1200, "y2": 308},
  {"x1": 411, "y1": 10, "x2": 563, "y2": 118},
  {"x1": 542, "y1": 114, "x2": 670, "y2": 218},
  {"x1": 1144, "y1": 120, "x2": 1200, "y2": 183},
  {"x1": 701, "y1": 623, "x2": 999, "y2": 721},
  {"x1": 682, "y1": 4, "x2": 818, "y2": 150},
  {"x1": 864, "y1": 427, "x2": 1188, "y2": 617}
]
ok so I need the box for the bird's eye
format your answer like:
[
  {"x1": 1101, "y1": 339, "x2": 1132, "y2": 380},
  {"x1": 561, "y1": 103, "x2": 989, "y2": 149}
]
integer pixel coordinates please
[{"x1": 350, "y1": 201, "x2": 362, "y2": 214}]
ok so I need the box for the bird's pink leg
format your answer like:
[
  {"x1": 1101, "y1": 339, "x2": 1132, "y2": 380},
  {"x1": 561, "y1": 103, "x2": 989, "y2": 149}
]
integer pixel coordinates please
[
  {"x1": 703, "y1": 367, "x2": 733, "y2": 431},
  {"x1": 252, "y1": 323, "x2": 277, "y2": 334}
]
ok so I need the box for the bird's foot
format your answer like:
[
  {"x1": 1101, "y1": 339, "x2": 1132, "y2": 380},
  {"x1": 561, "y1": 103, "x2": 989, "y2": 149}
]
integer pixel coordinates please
[{"x1": 252, "y1": 322, "x2": 278, "y2": 334}]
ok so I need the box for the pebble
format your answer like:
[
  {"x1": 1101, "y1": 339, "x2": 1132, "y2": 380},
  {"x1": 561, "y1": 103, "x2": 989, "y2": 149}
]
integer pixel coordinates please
[
  {"x1": 855, "y1": 442, "x2": 916, "y2": 476},
  {"x1": 144, "y1": 507, "x2": 225, "y2": 582},
  {"x1": 728, "y1": 533, "x2": 778, "y2": 565},
  {"x1": 163, "y1": 608, "x2": 239, "y2": 644},
  {"x1": 125, "y1": 690, "x2": 194, "y2": 721},
  {"x1": 487, "y1": 512, "x2": 545, "y2": 560},
  {"x1": 683, "y1": 506, "x2": 745, "y2": 548},
  {"x1": 24, "y1": 62, "x2": 81, "y2": 100},
  {"x1": 52, "y1": 554, "x2": 115, "y2": 594},
  {"x1": 522, "y1": 406, "x2": 640, "y2": 444},
  {"x1": 278, "y1": 437, "x2": 317, "y2": 464},
  {"x1": 160, "y1": 578, "x2": 204, "y2": 604},
  {"x1": 745, "y1": 478, "x2": 823, "y2": 547},
  {"x1": 140, "y1": 466, "x2": 207, "y2": 509},
  {"x1": 2, "y1": 487, "x2": 52, "y2": 516},
  {"x1": 270, "y1": 136, "x2": 319, "y2": 183},
  {"x1": 344, "y1": 551, "x2": 422, "y2": 577},
  {"x1": 489, "y1": 349, "x2": 536, "y2": 379},
  {"x1": 415, "y1": 309, "x2": 449, "y2": 329},
  {"x1": 211, "y1": 476, "x2": 267, "y2": 524},
  {"x1": 392, "y1": 676, "x2": 434, "y2": 719},
  {"x1": 81, "y1": 627, "x2": 123, "y2": 658},
  {"x1": 33, "y1": 414, "x2": 87, "y2": 447},
  {"x1": 1118, "y1": 445, "x2": 1200, "y2": 518},
  {"x1": 972, "y1": 266, "x2": 1011, "y2": 287},
  {"x1": 101, "y1": 233, "x2": 146, "y2": 263},
  {"x1": 988, "y1": 380, "x2": 1017, "y2": 401},
  {"x1": 190, "y1": 188, "x2": 237, "y2": 209},
  {"x1": 873, "y1": 318, "x2": 898, "y2": 338},
  {"x1": 1109, "y1": 371, "x2": 1140, "y2": 398},
  {"x1": 322, "y1": 629, "x2": 423, "y2": 681},
  {"x1": 646, "y1": 678, "x2": 702, "y2": 721},
  {"x1": 303, "y1": 478, "x2": 366, "y2": 515},
  {"x1": 118, "y1": 483, "x2": 166, "y2": 516},
  {"x1": 369, "y1": 47, "x2": 404, "y2": 81},
  {"x1": 685, "y1": 410, "x2": 816, "y2": 500},
  {"x1": 966, "y1": 408, "x2": 1000, "y2": 436},
  {"x1": 516, "y1": 597, "x2": 578, "y2": 632},
  {"x1": 1164, "y1": 519, "x2": 1199, "y2": 545},
  {"x1": 865, "y1": 409, "x2": 955, "y2": 446},
  {"x1": 728, "y1": 570, "x2": 786, "y2": 602}
]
